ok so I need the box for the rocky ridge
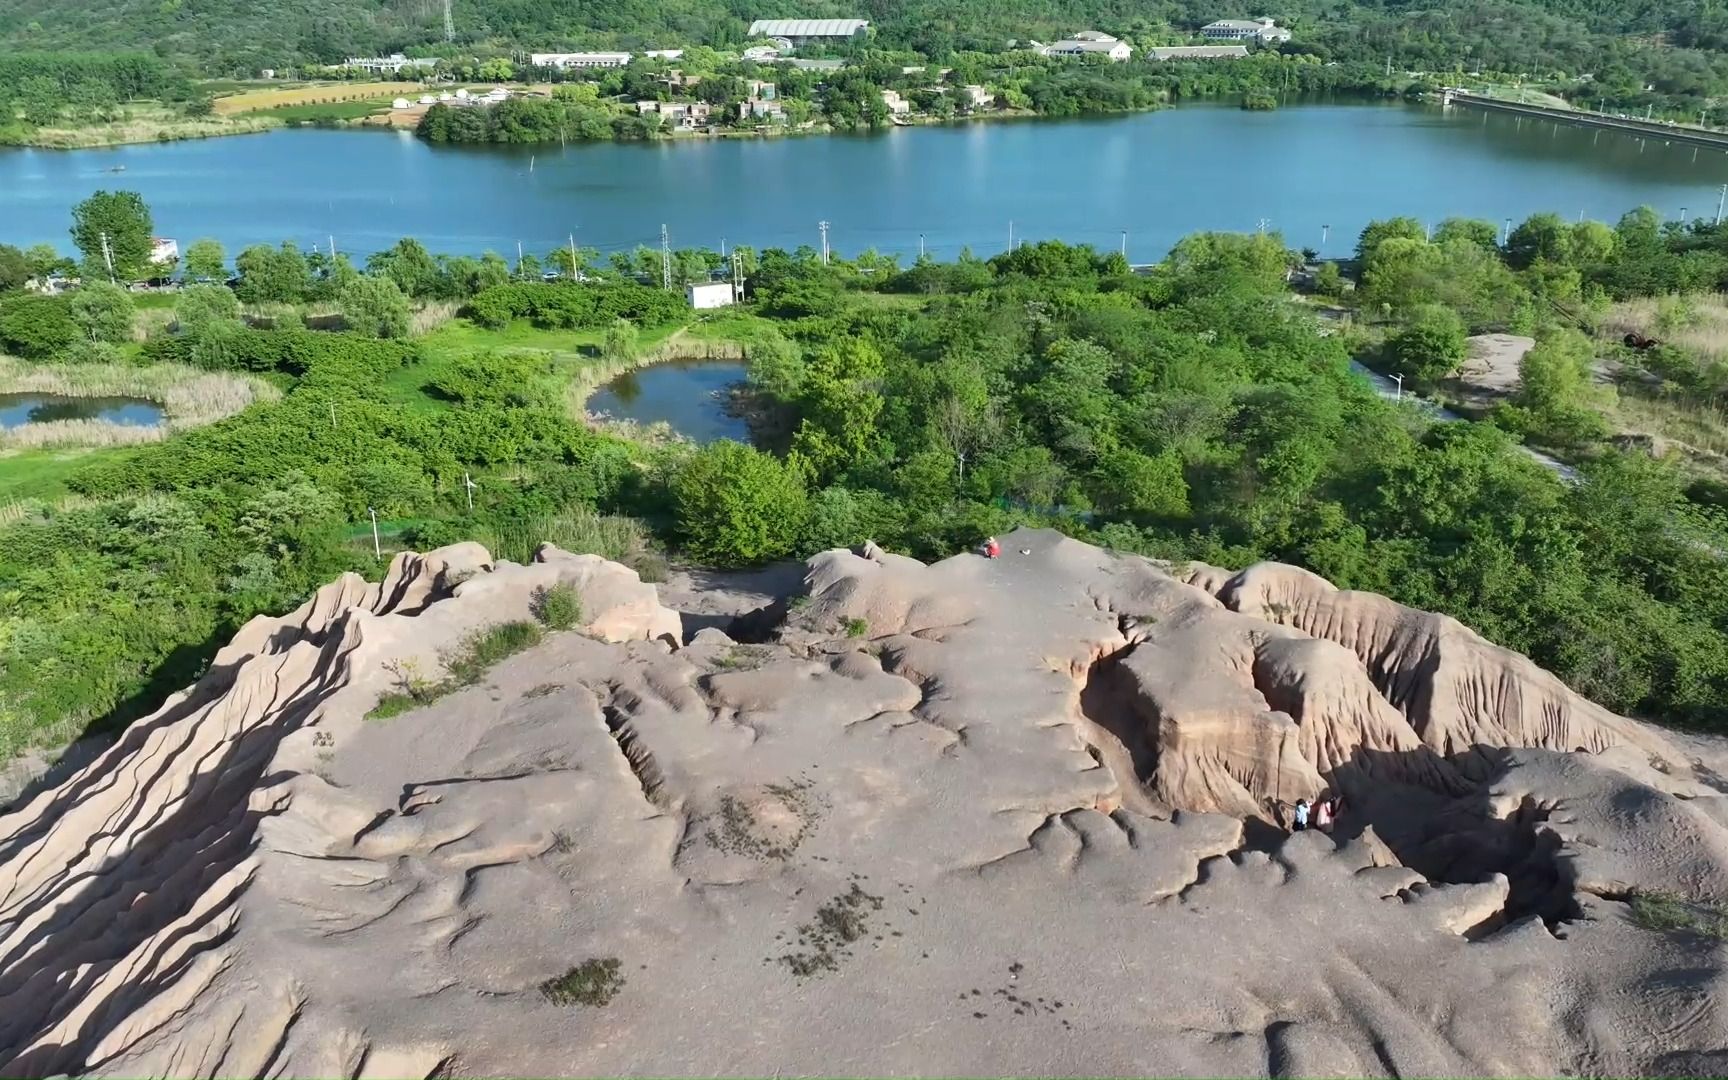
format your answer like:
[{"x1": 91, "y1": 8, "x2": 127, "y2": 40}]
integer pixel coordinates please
[{"x1": 0, "y1": 528, "x2": 1725, "y2": 1076}]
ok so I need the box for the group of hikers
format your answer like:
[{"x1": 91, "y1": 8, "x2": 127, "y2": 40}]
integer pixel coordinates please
[{"x1": 1289, "y1": 793, "x2": 1343, "y2": 833}]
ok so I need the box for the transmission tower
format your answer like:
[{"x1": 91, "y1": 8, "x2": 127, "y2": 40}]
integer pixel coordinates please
[
  {"x1": 660, "y1": 224, "x2": 672, "y2": 290},
  {"x1": 443, "y1": 0, "x2": 454, "y2": 42},
  {"x1": 818, "y1": 220, "x2": 830, "y2": 265}
]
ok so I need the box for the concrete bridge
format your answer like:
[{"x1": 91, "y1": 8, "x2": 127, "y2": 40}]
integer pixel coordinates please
[{"x1": 1440, "y1": 88, "x2": 1728, "y2": 150}]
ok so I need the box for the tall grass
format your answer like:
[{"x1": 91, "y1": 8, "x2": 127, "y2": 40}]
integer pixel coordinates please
[
  {"x1": 1602, "y1": 294, "x2": 1728, "y2": 367},
  {"x1": 0, "y1": 358, "x2": 279, "y2": 449},
  {"x1": 473, "y1": 505, "x2": 653, "y2": 566},
  {"x1": 411, "y1": 301, "x2": 461, "y2": 336},
  {"x1": 13, "y1": 113, "x2": 279, "y2": 149}
]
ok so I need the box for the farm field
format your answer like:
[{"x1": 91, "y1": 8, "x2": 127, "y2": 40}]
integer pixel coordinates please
[{"x1": 212, "y1": 82, "x2": 425, "y2": 116}]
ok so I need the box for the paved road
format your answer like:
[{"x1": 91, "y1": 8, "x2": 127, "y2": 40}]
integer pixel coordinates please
[{"x1": 1349, "y1": 361, "x2": 1582, "y2": 484}]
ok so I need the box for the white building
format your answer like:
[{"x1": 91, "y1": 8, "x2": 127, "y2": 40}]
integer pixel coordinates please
[
  {"x1": 645, "y1": 49, "x2": 685, "y2": 59},
  {"x1": 391, "y1": 97, "x2": 411, "y2": 109},
  {"x1": 687, "y1": 282, "x2": 738, "y2": 309},
  {"x1": 1042, "y1": 33, "x2": 1134, "y2": 60},
  {"x1": 881, "y1": 89, "x2": 911, "y2": 116},
  {"x1": 746, "y1": 18, "x2": 869, "y2": 46},
  {"x1": 1201, "y1": 17, "x2": 1291, "y2": 43},
  {"x1": 961, "y1": 84, "x2": 995, "y2": 108},
  {"x1": 529, "y1": 52, "x2": 633, "y2": 69},
  {"x1": 742, "y1": 97, "x2": 787, "y2": 121},
  {"x1": 344, "y1": 53, "x2": 437, "y2": 74}
]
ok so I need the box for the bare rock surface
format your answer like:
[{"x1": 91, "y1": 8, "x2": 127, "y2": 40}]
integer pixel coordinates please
[{"x1": 2, "y1": 528, "x2": 1727, "y2": 1077}]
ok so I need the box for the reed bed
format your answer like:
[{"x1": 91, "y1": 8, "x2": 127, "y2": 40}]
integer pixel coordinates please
[
  {"x1": 0, "y1": 359, "x2": 279, "y2": 449},
  {"x1": 411, "y1": 301, "x2": 462, "y2": 336}
]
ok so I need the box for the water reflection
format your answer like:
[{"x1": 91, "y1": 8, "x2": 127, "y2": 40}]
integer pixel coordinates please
[
  {"x1": 0, "y1": 394, "x2": 165, "y2": 429},
  {"x1": 8, "y1": 101, "x2": 1728, "y2": 260},
  {"x1": 586, "y1": 360, "x2": 748, "y2": 444}
]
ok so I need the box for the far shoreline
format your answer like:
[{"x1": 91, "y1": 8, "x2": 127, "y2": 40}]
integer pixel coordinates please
[{"x1": 4, "y1": 90, "x2": 1410, "y2": 155}]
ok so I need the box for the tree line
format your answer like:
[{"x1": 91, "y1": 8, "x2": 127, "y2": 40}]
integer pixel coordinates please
[{"x1": 6, "y1": 193, "x2": 1728, "y2": 768}]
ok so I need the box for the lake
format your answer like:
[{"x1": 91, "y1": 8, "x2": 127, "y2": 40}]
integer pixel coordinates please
[
  {"x1": 6, "y1": 100, "x2": 1728, "y2": 262},
  {"x1": 0, "y1": 394, "x2": 165, "y2": 429},
  {"x1": 587, "y1": 360, "x2": 750, "y2": 443}
]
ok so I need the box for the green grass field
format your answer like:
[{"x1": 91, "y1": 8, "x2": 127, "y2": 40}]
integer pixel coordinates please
[
  {"x1": 250, "y1": 99, "x2": 395, "y2": 123},
  {"x1": 397, "y1": 318, "x2": 687, "y2": 413},
  {"x1": 0, "y1": 447, "x2": 121, "y2": 504}
]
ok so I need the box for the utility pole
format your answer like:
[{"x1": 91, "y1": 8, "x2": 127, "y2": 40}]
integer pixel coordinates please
[
  {"x1": 1320, "y1": 223, "x2": 1330, "y2": 254},
  {"x1": 517, "y1": 240, "x2": 524, "y2": 277},
  {"x1": 1391, "y1": 373, "x2": 1404, "y2": 401},
  {"x1": 1502, "y1": 217, "x2": 1513, "y2": 246},
  {"x1": 660, "y1": 223, "x2": 672, "y2": 290},
  {"x1": 818, "y1": 220, "x2": 830, "y2": 265},
  {"x1": 1716, "y1": 183, "x2": 1726, "y2": 226},
  {"x1": 329, "y1": 235, "x2": 337, "y2": 260},
  {"x1": 1681, "y1": 206, "x2": 1690, "y2": 227},
  {"x1": 568, "y1": 233, "x2": 579, "y2": 280},
  {"x1": 918, "y1": 233, "x2": 925, "y2": 258},
  {"x1": 368, "y1": 507, "x2": 381, "y2": 560},
  {"x1": 1120, "y1": 230, "x2": 1127, "y2": 259},
  {"x1": 1007, "y1": 219, "x2": 1014, "y2": 253},
  {"x1": 329, "y1": 402, "x2": 337, "y2": 429},
  {"x1": 99, "y1": 231, "x2": 115, "y2": 283},
  {"x1": 463, "y1": 471, "x2": 477, "y2": 512}
]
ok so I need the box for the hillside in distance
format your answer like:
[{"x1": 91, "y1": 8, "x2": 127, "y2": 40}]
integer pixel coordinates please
[
  {"x1": 4, "y1": 0, "x2": 1728, "y2": 78},
  {"x1": 3, "y1": 530, "x2": 1728, "y2": 1074}
]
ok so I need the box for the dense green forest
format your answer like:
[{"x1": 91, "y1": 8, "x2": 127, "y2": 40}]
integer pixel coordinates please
[
  {"x1": 8, "y1": 191, "x2": 1728, "y2": 765},
  {"x1": 5, "y1": 0, "x2": 1728, "y2": 116}
]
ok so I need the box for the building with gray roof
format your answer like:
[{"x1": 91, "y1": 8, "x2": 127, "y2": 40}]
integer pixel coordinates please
[{"x1": 747, "y1": 18, "x2": 869, "y2": 45}]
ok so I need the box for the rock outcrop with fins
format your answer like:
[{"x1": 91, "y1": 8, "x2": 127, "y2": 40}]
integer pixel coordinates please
[{"x1": 1, "y1": 528, "x2": 1725, "y2": 1078}]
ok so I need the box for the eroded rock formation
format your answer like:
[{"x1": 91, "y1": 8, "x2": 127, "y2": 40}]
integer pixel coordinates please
[{"x1": 1, "y1": 528, "x2": 1726, "y2": 1077}]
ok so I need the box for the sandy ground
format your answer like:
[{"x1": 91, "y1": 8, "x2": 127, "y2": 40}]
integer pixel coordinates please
[{"x1": 1440, "y1": 333, "x2": 1534, "y2": 414}]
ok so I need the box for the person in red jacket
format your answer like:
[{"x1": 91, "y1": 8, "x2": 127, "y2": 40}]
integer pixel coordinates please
[{"x1": 983, "y1": 536, "x2": 1001, "y2": 559}]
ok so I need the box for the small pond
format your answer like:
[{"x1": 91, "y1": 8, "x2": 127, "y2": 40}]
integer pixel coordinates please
[
  {"x1": 0, "y1": 394, "x2": 165, "y2": 430},
  {"x1": 586, "y1": 360, "x2": 749, "y2": 445}
]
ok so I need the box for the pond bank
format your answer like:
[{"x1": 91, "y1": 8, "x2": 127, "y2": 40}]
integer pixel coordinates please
[
  {"x1": 0, "y1": 360, "x2": 278, "y2": 449},
  {"x1": 584, "y1": 344, "x2": 751, "y2": 445}
]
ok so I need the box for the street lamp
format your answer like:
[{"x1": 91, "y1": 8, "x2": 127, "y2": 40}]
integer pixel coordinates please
[{"x1": 1391, "y1": 373, "x2": 1404, "y2": 401}]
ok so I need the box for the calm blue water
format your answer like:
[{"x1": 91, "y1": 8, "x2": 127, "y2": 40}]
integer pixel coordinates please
[
  {"x1": 587, "y1": 360, "x2": 749, "y2": 444},
  {"x1": 5, "y1": 101, "x2": 1728, "y2": 262},
  {"x1": 0, "y1": 394, "x2": 165, "y2": 429}
]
